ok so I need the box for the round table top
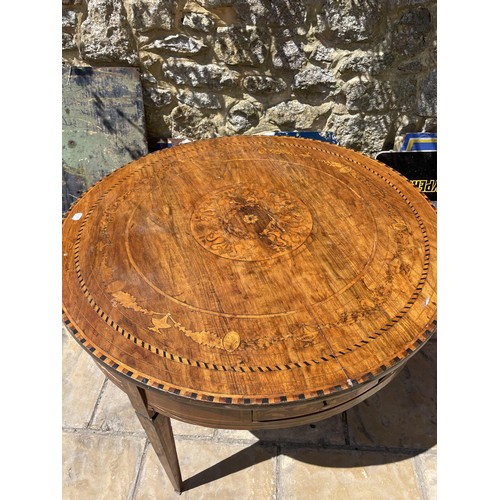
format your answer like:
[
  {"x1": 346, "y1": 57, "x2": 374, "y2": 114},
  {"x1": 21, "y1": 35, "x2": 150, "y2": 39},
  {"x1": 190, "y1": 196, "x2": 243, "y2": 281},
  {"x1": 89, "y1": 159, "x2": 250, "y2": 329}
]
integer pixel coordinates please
[{"x1": 62, "y1": 136, "x2": 437, "y2": 405}]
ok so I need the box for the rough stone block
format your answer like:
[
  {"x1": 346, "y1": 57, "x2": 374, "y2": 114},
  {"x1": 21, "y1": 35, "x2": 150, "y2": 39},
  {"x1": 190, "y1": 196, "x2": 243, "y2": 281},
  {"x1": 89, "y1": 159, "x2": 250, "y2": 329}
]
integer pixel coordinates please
[
  {"x1": 214, "y1": 26, "x2": 268, "y2": 67},
  {"x1": 198, "y1": 0, "x2": 235, "y2": 6},
  {"x1": 326, "y1": 112, "x2": 393, "y2": 156},
  {"x1": 393, "y1": 114, "x2": 425, "y2": 147},
  {"x1": 236, "y1": 0, "x2": 307, "y2": 35},
  {"x1": 423, "y1": 117, "x2": 437, "y2": 132},
  {"x1": 394, "y1": 78, "x2": 418, "y2": 112},
  {"x1": 62, "y1": 32, "x2": 76, "y2": 51},
  {"x1": 267, "y1": 100, "x2": 332, "y2": 129},
  {"x1": 338, "y1": 51, "x2": 395, "y2": 76},
  {"x1": 292, "y1": 66, "x2": 337, "y2": 93},
  {"x1": 62, "y1": 0, "x2": 437, "y2": 175},
  {"x1": 398, "y1": 60, "x2": 425, "y2": 73},
  {"x1": 228, "y1": 100, "x2": 260, "y2": 132},
  {"x1": 343, "y1": 78, "x2": 394, "y2": 112},
  {"x1": 162, "y1": 59, "x2": 238, "y2": 89},
  {"x1": 143, "y1": 34, "x2": 206, "y2": 55},
  {"x1": 127, "y1": 0, "x2": 176, "y2": 33},
  {"x1": 389, "y1": 0, "x2": 430, "y2": 4},
  {"x1": 178, "y1": 90, "x2": 222, "y2": 110},
  {"x1": 417, "y1": 69, "x2": 437, "y2": 117},
  {"x1": 312, "y1": 45, "x2": 338, "y2": 63},
  {"x1": 267, "y1": 100, "x2": 306, "y2": 127},
  {"x1": 272, "y1": 39, "x2": 306, "y2": 70},
  {"x1": 392, "y1": 7, "x2": 432, "y2": 57},
  {"x1": 182, "y1": 11, "x2": 215, "y2": 32},
  {"x1": 322, "y1": 0, "x2": 383, "y2": 42},
  {"x1": 170, "y1": 104, "x2": 220, "y2": 139},
  {"x1": 62, "y1": 9, "x2": 77, "y2": 29},
  {"x1": 242, "y1": 75, "x2": 287, "y2": 94},
  {"x1": 80, "y1": 0, "x2": 138, "y2": 65},
  {"x1": 143, "y1": 85, "x2": 172, "y2": 108}
]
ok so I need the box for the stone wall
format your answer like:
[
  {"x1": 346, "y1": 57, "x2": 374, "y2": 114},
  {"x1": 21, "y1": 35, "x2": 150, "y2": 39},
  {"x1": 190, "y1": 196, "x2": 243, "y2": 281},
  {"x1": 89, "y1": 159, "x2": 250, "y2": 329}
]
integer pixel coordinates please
[{"x1": 62, "y1": 0, "x2": 437, "y2": 156}]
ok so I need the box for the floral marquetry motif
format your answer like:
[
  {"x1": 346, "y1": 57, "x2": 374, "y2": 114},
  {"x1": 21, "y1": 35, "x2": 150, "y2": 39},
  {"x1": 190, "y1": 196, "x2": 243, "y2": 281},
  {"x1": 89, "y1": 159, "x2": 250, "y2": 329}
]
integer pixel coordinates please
[
  {"x1": 190, "y1": 184, "x2": 313, "y2": 261},
  {"x1": 62, "y1": 136, "x2": 437, "y2": 405}
]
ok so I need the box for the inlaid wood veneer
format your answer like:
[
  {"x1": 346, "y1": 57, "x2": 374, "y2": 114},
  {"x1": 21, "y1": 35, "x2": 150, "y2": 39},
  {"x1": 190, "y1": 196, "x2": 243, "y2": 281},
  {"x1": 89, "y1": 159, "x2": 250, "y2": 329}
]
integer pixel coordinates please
[{"x1": 62, "y1": 136, "x2": 437, "y2": 492}]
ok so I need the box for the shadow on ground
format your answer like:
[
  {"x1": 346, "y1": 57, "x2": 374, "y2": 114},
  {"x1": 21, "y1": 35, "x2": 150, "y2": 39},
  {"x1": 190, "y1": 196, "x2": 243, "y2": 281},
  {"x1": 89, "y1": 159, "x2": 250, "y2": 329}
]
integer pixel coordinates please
[{"x1": 183, "y1": 338, "x2": 436, "y2": 492}]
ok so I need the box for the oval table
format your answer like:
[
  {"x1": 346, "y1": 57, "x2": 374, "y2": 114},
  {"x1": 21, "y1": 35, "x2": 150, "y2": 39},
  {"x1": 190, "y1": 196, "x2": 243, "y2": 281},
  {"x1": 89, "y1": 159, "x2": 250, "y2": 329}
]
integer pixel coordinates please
[{"x1": 62, "y1": 135, "x2": 437, "y2": 492}]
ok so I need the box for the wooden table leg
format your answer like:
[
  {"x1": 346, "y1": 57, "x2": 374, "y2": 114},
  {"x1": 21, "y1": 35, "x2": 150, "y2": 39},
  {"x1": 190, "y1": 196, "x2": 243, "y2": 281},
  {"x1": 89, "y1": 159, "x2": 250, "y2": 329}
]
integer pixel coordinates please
[{"x1": 124, "y1": 384, "x2": 183, "y2": 493}]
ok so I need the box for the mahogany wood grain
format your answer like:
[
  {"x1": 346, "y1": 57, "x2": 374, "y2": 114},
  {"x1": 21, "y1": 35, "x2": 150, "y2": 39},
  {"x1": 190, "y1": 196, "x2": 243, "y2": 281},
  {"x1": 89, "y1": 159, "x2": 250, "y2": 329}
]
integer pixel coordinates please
[{"x1": 62, "y1": 136, "x2": 437, "y2": 491}]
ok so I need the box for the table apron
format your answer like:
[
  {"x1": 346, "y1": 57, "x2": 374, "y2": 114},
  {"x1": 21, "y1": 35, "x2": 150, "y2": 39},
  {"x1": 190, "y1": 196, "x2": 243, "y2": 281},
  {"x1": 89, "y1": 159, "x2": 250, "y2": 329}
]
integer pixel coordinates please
[{"x1": 93, "y1": 358, "x2": 404, "y2": 430}]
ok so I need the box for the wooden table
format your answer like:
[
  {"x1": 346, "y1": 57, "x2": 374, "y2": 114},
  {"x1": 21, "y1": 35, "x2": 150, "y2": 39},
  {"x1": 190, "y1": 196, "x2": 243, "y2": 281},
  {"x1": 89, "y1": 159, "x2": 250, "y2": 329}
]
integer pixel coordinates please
[{"x1": 62, "y1": 136, "x2": 437, "y2": 492}]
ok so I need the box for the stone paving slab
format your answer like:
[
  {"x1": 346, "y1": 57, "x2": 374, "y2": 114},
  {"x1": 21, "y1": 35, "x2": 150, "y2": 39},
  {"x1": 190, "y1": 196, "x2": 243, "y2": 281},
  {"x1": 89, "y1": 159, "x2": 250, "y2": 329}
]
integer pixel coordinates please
[
  {"x1": 216, "y1": 414, "x2": 346, "y2": 446},
  {"x1": 62, "y1": 431, "x2": 146, "y2": 500},
  {"x1": 280, "y1": 448, "x2": 423, "y2": 500},
  {"x1": 90, "y1": 379, "x2": 144, "y2": 434},
  {"x1": 62, "y1": 326, "x2": 106, "y2": 429},
  {"x1": 413, "y1": 447, "x2": 437, "y2": 500},
  {"x1": 171, "y1": 418, "x2": 216, "y2": 439},
  {"x1": 91, "y1": 378, "x2": 216, "y2": 438},
  {"x1": 62, "y1": 323, "x2": 437, "y2": 498},
  {"x1": 135, "y1": 440, "x2": 276, "y2": 500}
]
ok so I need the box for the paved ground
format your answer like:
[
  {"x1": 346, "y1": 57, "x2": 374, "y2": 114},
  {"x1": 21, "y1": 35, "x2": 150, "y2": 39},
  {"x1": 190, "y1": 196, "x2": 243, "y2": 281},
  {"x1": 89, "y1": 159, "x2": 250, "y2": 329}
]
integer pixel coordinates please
[{"x1": 62, "y1": 325, "x2": 436, "y2": 500}]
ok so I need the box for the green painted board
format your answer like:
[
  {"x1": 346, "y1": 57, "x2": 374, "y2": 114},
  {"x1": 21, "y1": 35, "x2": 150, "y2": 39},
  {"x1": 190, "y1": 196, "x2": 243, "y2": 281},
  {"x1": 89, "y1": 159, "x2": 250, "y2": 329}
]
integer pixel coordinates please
[{"x1": 62, "y1": 66, "x2": 148, "y2": 213}]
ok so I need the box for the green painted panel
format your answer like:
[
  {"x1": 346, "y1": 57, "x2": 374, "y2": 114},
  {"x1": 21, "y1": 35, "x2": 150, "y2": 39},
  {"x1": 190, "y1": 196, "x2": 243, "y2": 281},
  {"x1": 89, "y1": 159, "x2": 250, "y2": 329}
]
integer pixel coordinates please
[{"x1": 62, "y1": 66, "x2": 148, "y2": 213}]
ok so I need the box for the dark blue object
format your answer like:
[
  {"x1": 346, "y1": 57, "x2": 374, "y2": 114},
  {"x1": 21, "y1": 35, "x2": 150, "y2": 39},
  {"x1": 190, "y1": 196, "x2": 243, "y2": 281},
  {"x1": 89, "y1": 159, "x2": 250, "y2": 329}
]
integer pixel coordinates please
[
  {"x1": 400, "y1": 133, "x2": 437, "y2": 152},
  {"x1": 270, "y1": 131, "x2": 338, "y2": 144}
]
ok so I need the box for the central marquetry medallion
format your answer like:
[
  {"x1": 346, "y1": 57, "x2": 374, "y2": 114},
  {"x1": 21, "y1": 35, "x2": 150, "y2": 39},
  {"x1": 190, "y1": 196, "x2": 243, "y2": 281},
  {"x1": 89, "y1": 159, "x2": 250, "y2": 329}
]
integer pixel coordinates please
[{"x1": 190, "y1": 184, "x2": 313, "y2": 261}]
